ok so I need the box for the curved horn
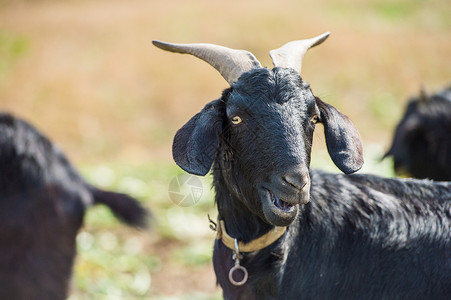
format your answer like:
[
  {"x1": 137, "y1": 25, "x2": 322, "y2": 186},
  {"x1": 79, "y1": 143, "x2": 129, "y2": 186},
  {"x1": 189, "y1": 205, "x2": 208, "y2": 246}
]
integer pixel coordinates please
[
  {"x1": 152, "y1": 40, "x2": 262, "y2": 85},
  {"x1": 269, "y1": 32, "x2": 330, "y2": 73}
]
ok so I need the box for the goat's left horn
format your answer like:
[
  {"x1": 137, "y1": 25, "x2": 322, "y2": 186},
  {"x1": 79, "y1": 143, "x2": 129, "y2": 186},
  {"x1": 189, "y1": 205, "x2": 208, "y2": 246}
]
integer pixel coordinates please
[
  {"x1": 269, "y1": 32, "x2": 330, "y2": 73},
  {"x1": 152, "y1": 40, "x2": 262, "y2": 85}
]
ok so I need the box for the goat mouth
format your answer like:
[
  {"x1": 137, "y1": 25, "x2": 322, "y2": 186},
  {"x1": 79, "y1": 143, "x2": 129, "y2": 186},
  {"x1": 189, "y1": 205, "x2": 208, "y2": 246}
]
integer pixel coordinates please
[
  {"x1": 260, "y1": 188, "x2": 299, "y2": 226},
  {"x1": 269, "y1": 191, "x2": 295, "y2": 213}
]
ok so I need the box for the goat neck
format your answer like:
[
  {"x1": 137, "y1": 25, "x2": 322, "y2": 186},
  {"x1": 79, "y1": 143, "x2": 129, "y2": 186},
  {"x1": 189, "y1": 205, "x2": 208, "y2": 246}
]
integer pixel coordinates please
[
  {"x1": 212, "y1": 149, "x2": 286, "y2": 299},
  {"x1": 213, "y1": 146, "x2": 276, "y2": 243}
]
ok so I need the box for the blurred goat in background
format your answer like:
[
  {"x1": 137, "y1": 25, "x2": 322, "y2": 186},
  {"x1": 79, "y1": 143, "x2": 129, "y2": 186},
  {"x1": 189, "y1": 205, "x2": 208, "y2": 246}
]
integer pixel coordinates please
[
  {"x1": 0, "y1": 113, "x2": 149, "y2": 300},
  {"x1": 384, "y1": 85, "x2": 451, "y2": 181}
]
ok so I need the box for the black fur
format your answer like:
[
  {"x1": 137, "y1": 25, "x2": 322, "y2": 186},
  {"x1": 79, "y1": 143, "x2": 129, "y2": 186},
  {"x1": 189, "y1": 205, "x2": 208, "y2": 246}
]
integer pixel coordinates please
[
  {"x1": 385, "y1": 86, "x2": 451, "y2": 181},
  {"x1": 0, "y1": 113, "x2": 149, "y2": 299},
  {"x1": 173, "y1": 68, "x2": 451, "y2": 299}
]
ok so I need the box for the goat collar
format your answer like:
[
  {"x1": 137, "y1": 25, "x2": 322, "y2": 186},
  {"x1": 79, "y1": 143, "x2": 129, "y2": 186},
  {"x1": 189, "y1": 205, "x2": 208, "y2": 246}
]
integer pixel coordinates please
[{"x1": 216, "y1": 220, "x2": 287, "y2": 252}]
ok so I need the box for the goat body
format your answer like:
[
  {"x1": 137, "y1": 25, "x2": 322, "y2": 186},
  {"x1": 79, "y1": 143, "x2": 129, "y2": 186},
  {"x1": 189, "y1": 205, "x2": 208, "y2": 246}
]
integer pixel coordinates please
[
  {"x1": 0, "y1": 113, "x2": 148, "y2": 299},
  {"x1": 213, "y1": 170, "x2": 451, "y2": 299}
]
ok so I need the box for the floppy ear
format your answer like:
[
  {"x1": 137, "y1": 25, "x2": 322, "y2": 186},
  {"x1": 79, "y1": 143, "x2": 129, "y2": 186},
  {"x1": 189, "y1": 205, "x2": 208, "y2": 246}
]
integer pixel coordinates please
[
  {"x1": 172, "y1": 99, "x2": 225, "y2": 176},
  {"x1": 316, "y1": 98, "x2": 364, "y2": 174}
]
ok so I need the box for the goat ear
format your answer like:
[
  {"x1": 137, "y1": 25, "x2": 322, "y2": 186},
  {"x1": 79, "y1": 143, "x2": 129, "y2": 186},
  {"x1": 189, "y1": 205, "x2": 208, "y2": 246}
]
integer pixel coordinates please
[
  {"x1": 172, "y1": 99, "x2": 225, "y2": 176},
  {"x1": 316, "y1": 98, "x2": 364, "y2": 174}
]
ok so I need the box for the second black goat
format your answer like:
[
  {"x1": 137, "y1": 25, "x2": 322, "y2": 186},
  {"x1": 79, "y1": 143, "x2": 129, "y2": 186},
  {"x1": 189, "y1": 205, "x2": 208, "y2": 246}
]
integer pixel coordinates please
[
  {"x1": 384, "y1": 86, "x2": 451, "y2": 181},
  {"x1": 0, "y1": 113, "x2": 149, "y2": 300}
]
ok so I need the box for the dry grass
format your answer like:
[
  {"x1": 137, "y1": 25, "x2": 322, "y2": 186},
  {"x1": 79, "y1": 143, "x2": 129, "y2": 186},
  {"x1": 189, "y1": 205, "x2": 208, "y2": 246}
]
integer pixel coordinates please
[{"x1": 1, "y1": 0, "x2": 450, "y2": 164}]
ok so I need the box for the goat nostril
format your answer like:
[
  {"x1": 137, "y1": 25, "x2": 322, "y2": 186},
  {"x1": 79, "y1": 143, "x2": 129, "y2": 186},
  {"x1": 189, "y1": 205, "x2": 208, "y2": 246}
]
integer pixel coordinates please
[{"x1": 283, "y1": 173, "x2": 308, "y2": 191}]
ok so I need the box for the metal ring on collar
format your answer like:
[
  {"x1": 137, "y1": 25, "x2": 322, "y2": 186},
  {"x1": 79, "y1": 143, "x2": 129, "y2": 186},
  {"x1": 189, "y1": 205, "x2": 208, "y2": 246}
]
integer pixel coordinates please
[{"x1": 228, "y1": 264, "x2": 248, "y2": 286}]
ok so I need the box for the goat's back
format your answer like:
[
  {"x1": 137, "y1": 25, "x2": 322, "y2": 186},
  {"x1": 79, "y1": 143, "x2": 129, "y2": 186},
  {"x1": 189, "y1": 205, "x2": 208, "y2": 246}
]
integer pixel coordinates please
[{"x1": 281, "y1": 170, "x2": 451, "y2": 300}]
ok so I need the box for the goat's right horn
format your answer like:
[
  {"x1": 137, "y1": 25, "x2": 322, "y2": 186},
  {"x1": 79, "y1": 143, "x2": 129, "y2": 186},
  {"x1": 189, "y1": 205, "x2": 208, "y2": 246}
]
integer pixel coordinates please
[
  {"x1": 152, "y1": 40, "x2": 262, "y2": 85},
  {"x1": 270, "y1": 32, "x2": 330, "y2": 74}
]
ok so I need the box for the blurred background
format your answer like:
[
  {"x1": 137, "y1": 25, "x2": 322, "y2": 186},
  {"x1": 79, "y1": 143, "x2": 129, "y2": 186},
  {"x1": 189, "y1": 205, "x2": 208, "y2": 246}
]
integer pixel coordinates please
[{"x1": 1, "y1": 0, "x2": 450, "y2": 299}]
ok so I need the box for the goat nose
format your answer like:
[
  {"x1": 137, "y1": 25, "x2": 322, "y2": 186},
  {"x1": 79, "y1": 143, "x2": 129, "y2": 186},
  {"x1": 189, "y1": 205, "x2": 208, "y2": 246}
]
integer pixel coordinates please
[{"x1": 282, "y1": 171, "x2": 309, "y2": 191}]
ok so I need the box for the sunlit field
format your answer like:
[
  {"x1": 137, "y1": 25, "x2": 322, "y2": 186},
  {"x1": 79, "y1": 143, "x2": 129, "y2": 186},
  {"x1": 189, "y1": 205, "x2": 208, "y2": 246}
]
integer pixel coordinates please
[{"x1": 1, "y1": 0, "x2": 450, "y2": 298}]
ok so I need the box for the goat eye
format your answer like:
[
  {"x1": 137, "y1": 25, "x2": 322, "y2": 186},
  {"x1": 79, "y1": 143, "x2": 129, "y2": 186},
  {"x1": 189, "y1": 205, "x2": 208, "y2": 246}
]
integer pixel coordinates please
[
  {"x1": 311, "y1": 115, "x2": 319, "y2": 124},
  {"x1": 231, "y1": 116, "x2": 242, "y2": 124}
]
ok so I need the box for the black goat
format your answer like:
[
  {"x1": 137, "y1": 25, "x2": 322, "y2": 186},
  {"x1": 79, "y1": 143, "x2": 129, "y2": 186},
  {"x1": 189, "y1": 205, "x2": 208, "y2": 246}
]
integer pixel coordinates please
[
  {"x1": 154, "y1": 34, "x2": 451, "y2": 300},
  {"x1": 0, "y1": 113, "x2": 148, "y2": 300},
  {"x1": 384, "y1": 86, "x2": 451, "y2": 181}
]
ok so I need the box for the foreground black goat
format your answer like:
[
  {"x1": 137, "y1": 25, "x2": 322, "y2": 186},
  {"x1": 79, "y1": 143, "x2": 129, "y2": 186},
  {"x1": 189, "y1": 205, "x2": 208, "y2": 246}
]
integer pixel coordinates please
[
  {"x1": 0, "y1": 113, "x2": 148, "y2": 299},
  {"x1": 384, "y1": 86, "x2": 451, "y2": 181},
  {"x1": 154, "y1": 33, "x2": 451, "y2": 300}
]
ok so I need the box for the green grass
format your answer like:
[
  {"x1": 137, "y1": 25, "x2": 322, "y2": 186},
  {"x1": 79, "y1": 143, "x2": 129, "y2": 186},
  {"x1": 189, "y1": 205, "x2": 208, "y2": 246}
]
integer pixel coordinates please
[
  {"x1": 0, "y1": 31, "x2": 28, "y2": 79},
  {"x1": 71, "y1": 162, "x2": 220, "y2": 299}
]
